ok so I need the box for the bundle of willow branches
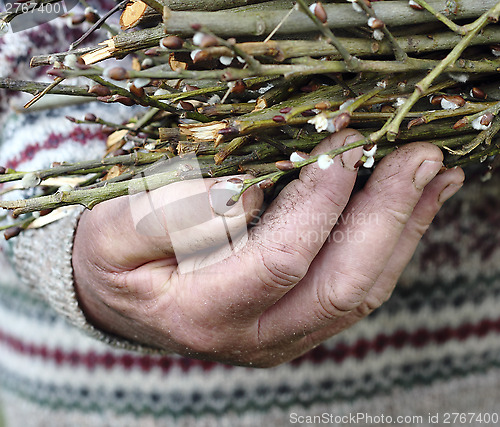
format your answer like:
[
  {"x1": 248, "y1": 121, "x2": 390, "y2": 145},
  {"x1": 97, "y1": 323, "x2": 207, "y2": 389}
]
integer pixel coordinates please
[{"x1": 1, "y1": 0, "x2": 500, "y2": 237}]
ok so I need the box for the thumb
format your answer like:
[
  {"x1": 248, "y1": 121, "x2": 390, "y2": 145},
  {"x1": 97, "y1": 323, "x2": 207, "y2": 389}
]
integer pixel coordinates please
[
  {"x1": 133, "y1": 175, "x2": 263, "y2": 256},
  {"x1": 76, "y1": 175, "x2": 263, "y2": 271}
]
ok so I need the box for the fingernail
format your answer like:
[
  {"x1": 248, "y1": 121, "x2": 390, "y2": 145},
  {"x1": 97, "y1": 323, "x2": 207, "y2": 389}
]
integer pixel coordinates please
[
  {"x1": 413, "y1": 160, "x2": 442, "y2": 190},
  {"x1": 340, "y1": 135, "x2": 363, "y2": 170},
  {"x1": 209, "y1": 179, "x2": 243, "y2": 216},
  {"x1": 438, "y1": 182, "x2": 463, "y2": 204}
]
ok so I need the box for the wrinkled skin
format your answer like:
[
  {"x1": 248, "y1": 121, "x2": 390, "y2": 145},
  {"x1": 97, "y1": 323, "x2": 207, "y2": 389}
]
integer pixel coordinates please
[{"x1": 73, "y1": 130, "x2": 464, "y2": 367}]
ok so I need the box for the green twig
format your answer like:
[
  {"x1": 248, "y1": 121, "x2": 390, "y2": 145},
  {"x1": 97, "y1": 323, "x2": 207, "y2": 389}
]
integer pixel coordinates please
[
  {"x1": 384, "y1": 2, "x2": 500, "y2": 141},
  {"x1": 412, "y1": 0, "x2": 466, "y2": 35},
  {"x1": 355, "y1": 0, "x2": 408, "y2": 62},
  {"x1": 233, "y1": 135, "x2": 370, "y2": 203},
  {"x1": 295, "y1": 0, "x2": 359, "y2": 71}
]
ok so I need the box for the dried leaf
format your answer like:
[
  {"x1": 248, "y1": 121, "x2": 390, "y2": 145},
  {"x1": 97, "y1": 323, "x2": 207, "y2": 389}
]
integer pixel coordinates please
[{"x1": 106, "y1": 129, "x2": 129, "y2": 149}]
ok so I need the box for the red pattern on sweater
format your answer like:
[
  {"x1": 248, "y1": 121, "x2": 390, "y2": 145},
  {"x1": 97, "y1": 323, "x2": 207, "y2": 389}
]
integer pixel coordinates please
[
  {"x1": 1, "y1": 317, "x2": 499, "y2": 372},
  {"x1": 5, "y1": 127, "x2": 107, "y2": 170}
]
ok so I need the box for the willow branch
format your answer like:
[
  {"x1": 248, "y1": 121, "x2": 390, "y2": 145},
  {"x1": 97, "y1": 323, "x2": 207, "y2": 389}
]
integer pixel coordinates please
[
  {"x1": 30, "y1": 26, "x2": 500, "y2": 67},
  {"x1": 355, "y1": 0, "x2": 408, "y2": 62},
  {"x1": 234, "y1": 136, "x2": 370, "y2": 203},
  {"x1": 89, "y1": 75, "x2": 176, "y2": 113},
  {"x1": 456, "y1": 101, "x2": 500, "y2": 129},
  {"x1": 446, "y1": 116, "x2": 500, "y2": 156},
  {"x1": 70, "y1": 0, "x2": 128, "y2": 50},
  {"x1": 60, "y1": 56, "x2": 500, "y2": 85},
  {"x1": 446, "y1": 137, "x2": 500, "y2": 167},
  {"x1": 295, "y1": 0, "x2": 357, "y2": 69},
  {"x1": 384, "y1": 2, "x2": 500, "y2": 141},
  {"x1": 409, "y1": 102, "x2": 496, "y2": 126},
  {"x1": 163, "y1": 0, "x2": 274, "y2": 11},
  {"x1": 27, "y1": 0, "x2": 497, "y2": 66},
  {"x1": 199, "y1": 103, "x2": 255, "y2": 117},
  {"x1": 0, "y1": 79, "x2": 91, "y2": 97},
  {"x1": 31, "y1": 27, "x2": 500, "y2": 67},
  {"x1": 196, "y1": 26, "x2": 262, "y2": 72},
  {"x1": 30, "y1": 47, "x2": 95, "y2": 68},
  {"x1": 23, "y1": 77, "x2": 65, "y2": 109},
  {"x1": 0, "y1": 151, "x2": 168, "y2": 184},
  {"x1": 159, "y1": 0, "x2": 499, "y2": 38},
  {"x1": 197, "y1": 27, "x2": 500, "y2": 61},
  {"x1": 412, "y1": 0, "x2": 466, "y2": 35},
  {"x1": 0, "y1": 149, "x2": 269, "y2": 214}
]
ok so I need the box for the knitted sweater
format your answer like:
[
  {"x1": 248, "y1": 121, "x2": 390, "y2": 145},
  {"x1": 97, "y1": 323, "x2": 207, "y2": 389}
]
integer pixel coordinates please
[{"x1": 1, "y1": 9, "x2": 500, "y2": 427}]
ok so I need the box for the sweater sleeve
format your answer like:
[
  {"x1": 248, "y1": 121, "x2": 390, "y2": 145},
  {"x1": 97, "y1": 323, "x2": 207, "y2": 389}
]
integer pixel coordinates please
[
  {"x1": 10, "y1": 206, "x2": 164, "y2": 353},
  {"x1": 0, "y1": 103, "x2": 151, "y2": 352}
]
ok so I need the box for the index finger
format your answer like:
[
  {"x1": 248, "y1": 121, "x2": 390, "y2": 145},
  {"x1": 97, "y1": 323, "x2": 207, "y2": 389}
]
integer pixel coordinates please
[{"x1": 201, "y1": 129, "x2": 364, "y2": 313}]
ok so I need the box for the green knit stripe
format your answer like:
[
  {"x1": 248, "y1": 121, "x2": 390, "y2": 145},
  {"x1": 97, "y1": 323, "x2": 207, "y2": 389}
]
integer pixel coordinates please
[{"x1": 1, "y1": 347, "x2": 499, "y2": 418}]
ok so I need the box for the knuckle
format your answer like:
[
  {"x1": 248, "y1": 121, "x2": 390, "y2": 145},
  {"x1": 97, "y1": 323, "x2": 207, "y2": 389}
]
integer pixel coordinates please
[
  {"x1": 253, "y1": 242, "x2": 308, "y2": 290},
  {"x1": 354, "y1": 296, "x2": 384, "y2": 318},
  {"x1": 386, "y1": 205, "x2": 411, "y2": 226},
  {"x1": 407, "y1": 216, "x2": 432, "y2": 239},
  {"x1": 314, "y1": 271, "x2": 376, "y2": 321},
  {"x1": 353, "y1": 286, "x2": 394, "y2": 319},
  {"x1": 363, "y1": 179, "x2": 420, "y2": 223},
  {"x1": 315, "y1": 285, "x2": 354, "y2": 321},
  {"x1": 353, "y1": 301, "x2": 375, "y2": 318}
]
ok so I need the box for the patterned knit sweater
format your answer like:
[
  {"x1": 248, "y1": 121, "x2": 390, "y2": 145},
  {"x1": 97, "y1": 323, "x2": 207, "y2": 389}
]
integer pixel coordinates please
[{"x1": 1, "y1": 7, "x2": 500, "y2": 427}]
